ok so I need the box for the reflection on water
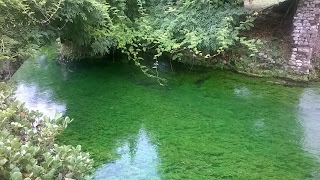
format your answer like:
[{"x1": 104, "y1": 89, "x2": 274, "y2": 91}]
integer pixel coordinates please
[
  {"x1": 14, "y1": 83, "x2": 66, "y2": 118},
  {"x1": 299, "y1": 88, "x2": 320, "y2": 161},
  {"x1": 234, "y1": 87, "x2": 252, "y2": 98},
  {"x1": 38, "y1": 55, "x2": 48, "y2": 68},
  {"x1": 253, "y1": 118, "x2": 265, "y2": 132},
  {"x1": 94, "y1": 129, "x2": 161, "y2": 180}
]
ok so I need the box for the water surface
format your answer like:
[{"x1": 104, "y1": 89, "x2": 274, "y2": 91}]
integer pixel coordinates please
[{"x1": 12, "y1": 55, "x2": 320, "y2": 179}]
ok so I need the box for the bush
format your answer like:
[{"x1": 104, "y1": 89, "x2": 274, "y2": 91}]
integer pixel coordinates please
[{"x1": 0, "y1": 83, "x2": 93, "y2": 180}]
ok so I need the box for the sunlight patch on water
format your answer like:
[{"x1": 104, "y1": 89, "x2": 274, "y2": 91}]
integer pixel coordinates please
[
  {"x1": 94, "y1": 129, "x2": 161, "y2": 180},
  {"x1": 14, "y1": 83, "x2": 66, "y2": 118},
  {"x1": 299, "y1": 88, "x2": 320, "y2": 161}
]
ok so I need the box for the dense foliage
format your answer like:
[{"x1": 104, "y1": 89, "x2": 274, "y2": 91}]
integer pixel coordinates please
[
  {"x1": 0, "y1": 83, "x2": 93, "y2": 179},
  {"x1": 0, "y1": 0, "x2": 258, "y2": 80},
  {"x1": 0, "y1": 0, "x2": 112, "y2": 61}
]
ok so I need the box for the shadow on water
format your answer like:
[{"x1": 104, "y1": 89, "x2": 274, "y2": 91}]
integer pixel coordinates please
[{"x1": 11, "y1": 54, "x2": 320, "y2": 179}]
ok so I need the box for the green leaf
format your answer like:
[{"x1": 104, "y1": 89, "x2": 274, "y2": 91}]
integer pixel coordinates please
[
  {"x1": 0, "y1": 158, "x2": 7, "y2": 166},
  {"x1": 11, "y1": 172, "x2": 23, "y2": 180}
]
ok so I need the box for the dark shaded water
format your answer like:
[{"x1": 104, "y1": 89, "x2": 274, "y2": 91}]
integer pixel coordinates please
[{"x1": 11, "y1": 55, "x2": 320, "y2": 179}]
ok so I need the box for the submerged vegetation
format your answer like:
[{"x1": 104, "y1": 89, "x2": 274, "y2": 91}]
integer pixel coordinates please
[{"x1": 11, "y1": 56, "x2": 320, "y2": 179}]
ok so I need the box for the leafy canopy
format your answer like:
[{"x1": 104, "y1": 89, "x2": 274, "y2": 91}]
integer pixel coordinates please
[{"x1": 0, "y1": 0, "x2": 259, "y2": 82}]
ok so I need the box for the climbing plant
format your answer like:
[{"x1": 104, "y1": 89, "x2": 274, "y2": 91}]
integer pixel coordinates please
[{"x1": 104, "y1": 0, "x2": 260, "y2": 83}]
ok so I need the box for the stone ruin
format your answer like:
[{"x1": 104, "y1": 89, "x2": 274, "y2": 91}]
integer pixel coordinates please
[{"x1": 289, "y1": 0, "x2": 320, "y2": 74}]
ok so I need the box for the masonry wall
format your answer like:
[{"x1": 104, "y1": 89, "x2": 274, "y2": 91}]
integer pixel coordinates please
[{"x1": 289, "y1": 0, "x2": 320, "y2": 74}]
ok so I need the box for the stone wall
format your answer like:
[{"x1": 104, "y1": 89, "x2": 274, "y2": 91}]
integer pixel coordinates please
[{"x1": 289, "y1": 0, "x2": 320, "y2": 74}]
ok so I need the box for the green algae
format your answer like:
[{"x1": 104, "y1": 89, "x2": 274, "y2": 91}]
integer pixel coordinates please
[{"x1": 11, "y1": 55, "x2": 320, "y2": 179}]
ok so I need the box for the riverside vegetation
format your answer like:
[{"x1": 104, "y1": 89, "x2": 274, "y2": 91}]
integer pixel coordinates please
[
  {"x1": 0, "y1": 83, "x2": 93, "y2": 179},
  {"x1": 1, "y1": 0, "x2": 320, "y2": 179},
  {"x1": 0, "y1": 0, "x2": 263, "y2": 83}
]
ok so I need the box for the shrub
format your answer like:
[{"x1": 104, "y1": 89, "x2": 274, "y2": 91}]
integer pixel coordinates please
[{"x1": 0, "y1": 82, "x2": 93, "y2": 180}]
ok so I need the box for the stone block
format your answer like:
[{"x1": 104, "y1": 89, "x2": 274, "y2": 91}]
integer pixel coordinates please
[{"x1": 289, "y1": 0, "x2": 318, "y2": 74}]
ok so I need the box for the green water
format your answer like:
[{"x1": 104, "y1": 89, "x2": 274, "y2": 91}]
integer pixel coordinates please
[{"x1": 11, "y1": 55, "x2": 320, "y2": 179}]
